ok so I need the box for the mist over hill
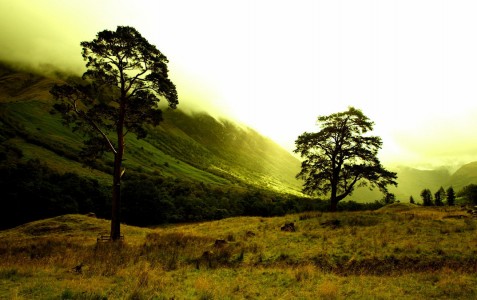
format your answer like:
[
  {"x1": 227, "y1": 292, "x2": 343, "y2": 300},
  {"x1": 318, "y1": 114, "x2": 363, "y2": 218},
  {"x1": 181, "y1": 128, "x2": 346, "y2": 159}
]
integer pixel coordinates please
[
  {"x1": 1, "y1": 61, "x2": 477, "y2": 206},
  {"x1": 0, "y1": 61, "x2": 302, "y2": 195}
]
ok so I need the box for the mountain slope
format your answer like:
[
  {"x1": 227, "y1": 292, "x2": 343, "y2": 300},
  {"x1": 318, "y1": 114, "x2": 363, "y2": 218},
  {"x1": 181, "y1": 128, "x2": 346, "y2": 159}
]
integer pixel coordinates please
[
  {"x1": 390, "y1": 166, "x2": 451, "y2": 199},
  {"x1": 0, "y1": 63, "x2": 302, "y2": 194},
  {"x1": 4, "y1": 62, "x2": 477, "y2": 202},
  {"x1": 448, "y1": 161, "x2": 477, "y2": 191}
]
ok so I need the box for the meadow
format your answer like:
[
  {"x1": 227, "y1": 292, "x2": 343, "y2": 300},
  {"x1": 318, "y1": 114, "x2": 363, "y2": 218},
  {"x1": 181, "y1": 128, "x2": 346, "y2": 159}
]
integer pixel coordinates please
[{"x1": 1, "y1": 203, "x2": 476, "y2": 299}]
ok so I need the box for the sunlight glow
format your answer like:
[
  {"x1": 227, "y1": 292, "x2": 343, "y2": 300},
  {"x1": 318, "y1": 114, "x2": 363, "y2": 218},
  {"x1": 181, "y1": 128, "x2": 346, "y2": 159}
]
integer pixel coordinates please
[{"x1": 1, "y1": 0, "x2": 477, "y2": 168}]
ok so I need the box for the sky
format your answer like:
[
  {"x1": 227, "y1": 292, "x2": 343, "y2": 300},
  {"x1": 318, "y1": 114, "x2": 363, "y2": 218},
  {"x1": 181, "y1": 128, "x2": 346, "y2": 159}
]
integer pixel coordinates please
[{"x1": 1, "y1": 0, "x2": 477, "y2": 169}]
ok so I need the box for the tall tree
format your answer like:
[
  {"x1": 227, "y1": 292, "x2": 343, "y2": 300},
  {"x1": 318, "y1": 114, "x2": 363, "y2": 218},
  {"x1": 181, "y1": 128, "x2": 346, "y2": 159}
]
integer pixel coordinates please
[
  {"x1": 294, "y1": 107, "x2": 397, "y2": 211},
  {"x1": 50, "y1": 26, "x2": 178, "y2": 240},
  {"x1": 446, "y1": 186, "x2": 455, "y2": 206}
]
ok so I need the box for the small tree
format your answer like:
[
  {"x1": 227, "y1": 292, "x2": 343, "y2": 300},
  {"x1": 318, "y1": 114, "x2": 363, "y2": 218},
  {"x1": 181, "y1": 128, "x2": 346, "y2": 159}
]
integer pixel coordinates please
[
  {"x1": 446, "y1": 186, "x2": 455, "y2": 206},
  {"x1": 434, "y1": 187, "x2": 445, "y2": 206},
  {"x1": 409, "y1": 195, "x2": 415, "y2": 204},
  {"x1": 382, "y1": 192, "x2": 396, "y2": 205},
  {"x1": 420, "y1": 188, "x2": 433, "y2": 206},
  {"x1": 50, "y1": 26, "x2": 178, "y2": 240},
  {"x1": 294, "y1": 107, "x2": 397, "y2": 211}
]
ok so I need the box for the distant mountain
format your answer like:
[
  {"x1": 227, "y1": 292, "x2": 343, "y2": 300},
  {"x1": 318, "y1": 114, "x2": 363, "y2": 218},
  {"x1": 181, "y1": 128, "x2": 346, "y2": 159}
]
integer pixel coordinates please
[
  {"x1": 342, "y1": 166, "x2": 451, "y2": 203},
  {"x1": 0, "y1": 62, "x2": 302, "y2": 194},
  {"x1": 391, "y1": 166, "x2": 451, "y2": 200},
  {"x1": 354, "y1": 163, "x2": 477, "y2": 203},
  {"x1": 448, "y1": 161, "x2": 477, "y2": 191}
]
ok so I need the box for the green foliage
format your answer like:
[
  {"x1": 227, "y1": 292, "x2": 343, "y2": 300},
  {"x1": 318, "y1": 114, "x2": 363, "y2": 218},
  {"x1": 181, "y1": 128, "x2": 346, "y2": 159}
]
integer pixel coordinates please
[
  {"x1": 50, "y1": 26, "x2": 178, "y2": 163},
  {"x1": 0, "y1": 159, "x2": 109, "y2": 229},
  {"x1": 121, "y1": 173, "x2": 342, "y2": 225},
  {"x1": 409, "y1": 195, "x2": 415, "y2": 204},
  {"x1": 294, "y1": 107, "x2": 397, "y2": 210},
  {"x1": 458, "y1": 184, "x2": 477, "y2": 204},
  {"x1": 0, "y1": 156, "x2": 383, "y2": 229}
]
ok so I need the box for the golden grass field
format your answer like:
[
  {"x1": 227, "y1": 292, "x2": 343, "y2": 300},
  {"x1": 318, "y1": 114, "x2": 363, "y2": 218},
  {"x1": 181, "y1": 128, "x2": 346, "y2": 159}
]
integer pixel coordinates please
[{"x1": 1, "y1": 204, "x2": 476, "y2": 299}]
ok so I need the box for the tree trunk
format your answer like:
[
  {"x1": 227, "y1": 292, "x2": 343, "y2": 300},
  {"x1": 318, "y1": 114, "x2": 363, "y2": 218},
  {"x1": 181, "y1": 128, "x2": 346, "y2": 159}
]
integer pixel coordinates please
[
  {"x1": 110, "y1": 152, "x2": 122, "y2": 241},
  {"x1": 330, "y1": 184, "x2": 338, "y2": 212},
  {"x1": 110, "y1": 97, "x2": 126, "y2": 241}
]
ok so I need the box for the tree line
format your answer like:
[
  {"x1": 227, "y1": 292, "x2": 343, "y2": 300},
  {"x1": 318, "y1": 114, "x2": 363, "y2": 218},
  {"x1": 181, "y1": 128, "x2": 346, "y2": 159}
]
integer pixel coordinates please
[
  {"x1": 0, "y1": 158, "x2": 385, "y2": 229},
  {"x1": 415, "y1": 185, "x2": 477, "y2": 206}
]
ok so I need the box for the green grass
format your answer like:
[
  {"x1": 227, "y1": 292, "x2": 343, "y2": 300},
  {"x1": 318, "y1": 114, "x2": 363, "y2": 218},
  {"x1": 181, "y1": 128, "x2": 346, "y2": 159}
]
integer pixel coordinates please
[
  {"x1": 1, "y1": 94, "x2": 302, "y2": 193},
  {"x1": 1, "y1": 207, "x2": 476, "y2": 299},
  {"x1": 1, "y1": 99, "x2": 232, "y2": 186},
  {"x1": 7, "y1": 137, "x2": 111, "y2": 185}
]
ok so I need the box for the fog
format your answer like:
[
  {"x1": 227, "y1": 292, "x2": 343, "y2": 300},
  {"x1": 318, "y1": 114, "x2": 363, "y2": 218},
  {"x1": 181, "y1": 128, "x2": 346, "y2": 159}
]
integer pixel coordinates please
[{"x1": 2, "y1": 0, "x2": 477, "y2": 170}]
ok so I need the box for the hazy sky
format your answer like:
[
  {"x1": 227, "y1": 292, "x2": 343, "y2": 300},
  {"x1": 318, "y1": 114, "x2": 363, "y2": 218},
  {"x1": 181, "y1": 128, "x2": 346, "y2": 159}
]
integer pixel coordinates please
[{"x1": 1, "y1": 0, "x2": 477, "y2": 169}]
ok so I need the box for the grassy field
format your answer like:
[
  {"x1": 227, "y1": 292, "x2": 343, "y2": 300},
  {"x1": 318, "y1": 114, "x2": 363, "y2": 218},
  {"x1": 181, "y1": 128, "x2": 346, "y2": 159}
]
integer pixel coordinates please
[{"x1": 1, "y1": 204, "x2": 476, "y2": 299}]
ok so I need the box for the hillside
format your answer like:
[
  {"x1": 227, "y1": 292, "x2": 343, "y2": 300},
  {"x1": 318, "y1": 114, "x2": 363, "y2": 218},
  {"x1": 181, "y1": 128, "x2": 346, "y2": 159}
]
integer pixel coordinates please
[
  {"x1": 2, "y1": 61, "x2": 477, "y2": 207},
  {"x1": 448, "y1": 161, "x2": 477, "y2": 191},
  {"x1": 0, "y1": 62, "x2": 302, "y2": 194},
  {"x1": 390, "y1": 166, "x2": 451, "y2": 200}
]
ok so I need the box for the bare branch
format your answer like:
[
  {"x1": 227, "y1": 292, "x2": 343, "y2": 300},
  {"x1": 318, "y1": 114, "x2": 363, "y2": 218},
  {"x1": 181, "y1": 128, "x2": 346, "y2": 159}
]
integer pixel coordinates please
[{"x1": 70, "y1": 102, "x2": 118, "y2": 155}]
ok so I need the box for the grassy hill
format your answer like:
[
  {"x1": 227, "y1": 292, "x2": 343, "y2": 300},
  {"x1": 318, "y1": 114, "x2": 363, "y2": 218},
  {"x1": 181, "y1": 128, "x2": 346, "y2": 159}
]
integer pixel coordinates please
[{"x1": 1, "y1": 208, "x2": 476, "y2": 299}]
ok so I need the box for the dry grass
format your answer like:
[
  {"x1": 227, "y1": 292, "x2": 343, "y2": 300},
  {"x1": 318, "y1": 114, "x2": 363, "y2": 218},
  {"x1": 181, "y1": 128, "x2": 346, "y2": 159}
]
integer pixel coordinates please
[{"x1": 0, "y1": 206, "x2": 476, "y2": 299}]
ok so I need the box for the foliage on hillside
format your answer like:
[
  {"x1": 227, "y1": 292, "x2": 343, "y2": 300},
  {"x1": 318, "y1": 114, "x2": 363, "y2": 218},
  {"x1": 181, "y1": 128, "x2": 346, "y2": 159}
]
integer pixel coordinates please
[
  {"x1": 0, "y1": 158, "x2": 382, "y2": 229},
  {"x1": 0, "y1": 208, "x2": 476, "y2": 299}
]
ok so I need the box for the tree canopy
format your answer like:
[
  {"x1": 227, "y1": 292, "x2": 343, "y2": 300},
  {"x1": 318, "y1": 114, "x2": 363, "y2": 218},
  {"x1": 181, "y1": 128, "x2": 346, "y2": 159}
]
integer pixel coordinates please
[
  {"x1": 50, "y1": 26, "x2": 178, "y2": 240},
  {"x1": 294, "y1": 107, "x2": 397, "y2": 211}
]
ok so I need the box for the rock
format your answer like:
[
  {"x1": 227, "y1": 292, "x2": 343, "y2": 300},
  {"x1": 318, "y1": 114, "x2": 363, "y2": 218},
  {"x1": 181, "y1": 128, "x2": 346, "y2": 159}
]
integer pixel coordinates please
[
  {"x1": 320, "y1": 219, "x2": 341, "y2": 229},
  {"x1": 214, "y1": 239, "x2": 227, "y2": 248},
  {"x1": 281, "y1": 222, "x2": 296, "y2": 232}
]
